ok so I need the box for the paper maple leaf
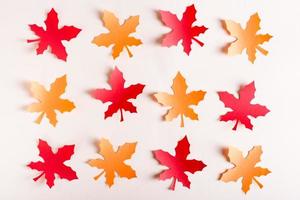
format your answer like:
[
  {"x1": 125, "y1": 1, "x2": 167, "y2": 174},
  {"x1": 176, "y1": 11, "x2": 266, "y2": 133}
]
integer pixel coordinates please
[
  {"x1": 153, "y1": 135, "x2": 206, "y2": 190},
  {"x1": 159, "y1": 4, "x2": 208, "y2": 55},
  {"x1": 27, "y1": 8, "x2": 81, "y2": 61},
  {"x1": 92, "y1": 10, "x2": 142, "y2": 59},
  {"x1": 92, "y1": 67, "x2": 145, "y2": 121},
  {"x1": 28, "y1": 139, "x2": 78, "y2": 188},
  {"x1": 154, "y1": 72, "x2": 206, "y2": 127},
  {"x1": 218, "y1": 81, "x2": 269, "y2": 131},
  {"x1": 220, "y1": 146, "x2": 271, "y2": 193},
  {"x1": 27, "y1": 75, "x2": 75, "y2": 127},
  {"x1": 224, "y1": 13, "x2": 272, "y2": 63},
  {"x1": 88, "y1": 138, "x2": 137, "y2": 187}
]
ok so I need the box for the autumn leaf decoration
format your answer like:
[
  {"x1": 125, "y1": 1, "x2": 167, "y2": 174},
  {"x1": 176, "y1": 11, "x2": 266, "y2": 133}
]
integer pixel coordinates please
[
  {"x1": 88, "y1": 138, "x2": 137, "y2": 187},
  {"x1": 218, "y1": 81, "x2": 270, "y2": 131},
  {"x1": 27, "y1": 75, "x2": 75, "y2": 127},
  {"x1": 224, "y1": 13, "x2": 272, "y2": 63},
  {"x1": 220, "y1": 146, "x2": 271, "y2": 193},
  {"x1": 153, "y1": 135, "x2": 206, "y2": 190},
  {"x1": 92, "y1": 67, "x2": 145, "y2": 121},
  {"x1": 92, "y1": 10, "x2": 142, "y2": 59},
  {"x1": 28, "y1": 139, "x2": 78, "y2": 188},
  {"x1": 159, "y1": 4, "x2": 208, "y2": 55},
  {"x1": 154, "y1": 72, "x2": 206, "y2": 127},
  {"x1": 27, "y1": 8, "x2": 81, "y2": 61}
]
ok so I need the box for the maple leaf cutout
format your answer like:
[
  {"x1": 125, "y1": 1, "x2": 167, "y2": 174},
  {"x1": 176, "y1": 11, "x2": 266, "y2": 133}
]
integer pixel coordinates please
[
  {"x1": 154, "y1": 72, "x2": 206, "y2": 127},
  {"x1": 220, "y1": 146, "x2": 271, "y2": 193},
  {"x1": 88, "y1": 138, "x2": 137, "y2": 187},
  {"x1": 27, "y1": 75, "x2": 75, "y2": 127},
  {"x1": 153, "y1": 135, "x2": 206, "y2": 190},
  {"x1": 218, "y1": 81, "x2": 269, "y2": 131},
  {"x1": 27, "y1": 8, "x2": 81, "y2": 61},
  {"x1": 92, "y1": 10, "x2": 142, "y2": 59},
  {"x1": 28, "y1": 139, "x2": 78, "y2": 188},
  {"x1": 224, "y1": 13, "x2": 272, "y2": 63},
  {"x1": 92, "y1": 67, "x2": 145, "y2": 121},
  {"x1": 159, "y1": 4, "x2": 208, "y2": 55}
]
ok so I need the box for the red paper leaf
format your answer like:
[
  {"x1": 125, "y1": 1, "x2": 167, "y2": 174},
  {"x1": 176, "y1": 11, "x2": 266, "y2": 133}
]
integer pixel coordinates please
[
  {"x1": 218, "y1": 81, "x2": 270, "y2": 131},
  {"x1": 159, "y1": 4, "x2": 208, "y2": 55},
  {"x1": 27, "y1": 139, "x2": 78, "y2": 188},
  {"x1": 153, "y1": 135, "x2": 206, "y2": 190},
  {"x1": 27, "y1": 8, "x2": 81, "y2": 61},
  {"x1": 92, "y1": 67, "x2": 145, "y2": 121}
]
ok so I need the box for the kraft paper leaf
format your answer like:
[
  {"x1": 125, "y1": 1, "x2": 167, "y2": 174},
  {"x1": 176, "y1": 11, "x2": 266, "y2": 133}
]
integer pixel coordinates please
[
  {"x1": 159, "y1": 4, "x2": 208, "y2": 55},
  {"x1": 27, "y1": 75, "x2": 75, "y2": 127},
  {"x1": 92, "y1": 10, "x2": 142, "y2": 59},
  {"x1": 88, "y1": 138, "x2": 137, "y2": 187},
  {"x1": 27, "y1": 8, "x2": 81, "y2": 61},
  {"x1": 218, "y1": 81, "x2": 270, "y2": 131},
  {"x1": 154, "y1": 72, "x2": 206, "y2": 127},
  {"x1": 153, "y1": 135, "x2": 206, "y2": 190},
  {"x1": 220, "y1": 146, "x2": 271, "y2": 193},
  {"x1": 92, "y1": 67, "x2": 145, "y2": 121},
  {"x1": 223, "y1": 13, "x2": 272, "y2": 63},
  {"x1": 28, "y1": 139, "x2": 78, "y2": 188}
]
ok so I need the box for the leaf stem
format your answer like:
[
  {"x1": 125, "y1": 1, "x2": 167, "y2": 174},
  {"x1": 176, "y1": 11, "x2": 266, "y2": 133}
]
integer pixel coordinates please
[
  {"x1": 180, "y1": 114, "x2": 184, "y2": 127},
  {"x1": 94, "y1": 171, "x2": 105, "y2": 181},
  {"x1": 125, "y1": 46, "x2": 133, "y2": 57},
  {"x1": 253, "y1": 177, "x2": 263, "y2": 188},
  {"x1": 120, "y1": 109, "x2": 124, "y2": 122},
  {"x1": 232, "y1": 120, "x2": 239, "y2": 131},
  {"x1": 256, "y1": 46, "x2": 268, "y2": 55},
  {"x1": 33, "y1": 172, "x2": 45, "y2": 181},
  {"x1": 35, "y1": 112, "x2": 45, "y2": 124},
  {"x1": 192, "y1": 38, "x2": 204, "y2": 46},
  {"x1": 169, "y1": 177, "x2": 176, "y2": 190},
  {"x1": 27, "y1": 39, "x2": 40, "y2": 43}
]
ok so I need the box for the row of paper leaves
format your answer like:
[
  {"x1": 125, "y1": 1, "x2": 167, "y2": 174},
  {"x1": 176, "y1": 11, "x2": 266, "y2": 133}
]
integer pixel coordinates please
[
  {"x1": 27, "y1": 5, "x2": 272, "y2": 63},
  {"x1": 27, "y1": 68, "x2": 270, "y2": 130},
  {"x1": 28, "y1": 136, "x2": 270, "y2": 194}
]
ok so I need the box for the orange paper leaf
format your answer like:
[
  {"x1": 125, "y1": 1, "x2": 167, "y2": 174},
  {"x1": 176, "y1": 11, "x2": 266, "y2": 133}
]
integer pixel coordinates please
[
  {"x1": 92, "y1": 10, "x2": 142, "y2": 59},
  {"x1": 220, "y1": 146, "x2": 271, "y2": 193},
  {"x1": 27, "y1": 75, "x2": 75, "y2": 127},
  {"x1": 224, "y1": 13, "x2": 272, "y2": 63},
  {"x1": 88, "y1": 138, "x2": 137, "y2": 187},
  {"x1": 154, "y1": 72, "x2": 206, "y2": 127}
]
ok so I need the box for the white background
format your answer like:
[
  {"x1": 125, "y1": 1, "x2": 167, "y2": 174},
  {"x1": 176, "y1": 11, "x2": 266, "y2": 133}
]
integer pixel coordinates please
[{"x1": 0, "y1": 0, "x2": 299, "y2": 199}]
